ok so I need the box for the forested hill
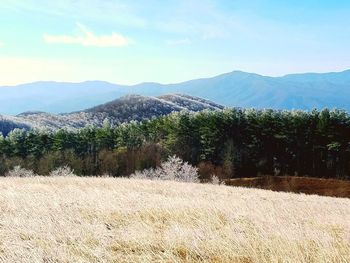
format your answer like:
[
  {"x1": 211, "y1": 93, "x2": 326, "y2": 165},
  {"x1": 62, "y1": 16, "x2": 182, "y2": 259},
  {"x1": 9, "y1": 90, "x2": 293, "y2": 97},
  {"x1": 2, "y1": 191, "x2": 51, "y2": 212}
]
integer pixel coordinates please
[
  {"x1": 1, "y1": 108, "x2": 350, "y2": 180},
  {"x1": 0, "y1": 94, "x2": 223, "y2": 135}
]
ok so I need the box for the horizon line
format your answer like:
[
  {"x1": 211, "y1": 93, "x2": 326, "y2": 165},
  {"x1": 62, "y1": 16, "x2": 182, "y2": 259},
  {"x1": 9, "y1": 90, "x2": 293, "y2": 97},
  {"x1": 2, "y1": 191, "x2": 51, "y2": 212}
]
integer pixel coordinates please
[{"x1": 1, "y1": 68, "x2": 350, "y2": 87}]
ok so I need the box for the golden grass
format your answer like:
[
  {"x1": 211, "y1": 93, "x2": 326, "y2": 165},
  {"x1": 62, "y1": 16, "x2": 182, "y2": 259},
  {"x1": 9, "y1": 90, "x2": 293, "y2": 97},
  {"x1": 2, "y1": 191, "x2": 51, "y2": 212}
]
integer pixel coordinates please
[{"x1": 0, "y1": 177, "x2": 349, "y2": 263}]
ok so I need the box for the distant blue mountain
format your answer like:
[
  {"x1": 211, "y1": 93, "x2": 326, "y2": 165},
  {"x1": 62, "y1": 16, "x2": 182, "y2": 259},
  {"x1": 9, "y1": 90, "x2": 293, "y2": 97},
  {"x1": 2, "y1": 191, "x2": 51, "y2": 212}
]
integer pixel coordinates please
[
  {"x1": 0, "y1": 81, "x2": 128, "y2": 115},
  {"x1": 1, "y1": 70, "x2": 350, "y2": 115}
]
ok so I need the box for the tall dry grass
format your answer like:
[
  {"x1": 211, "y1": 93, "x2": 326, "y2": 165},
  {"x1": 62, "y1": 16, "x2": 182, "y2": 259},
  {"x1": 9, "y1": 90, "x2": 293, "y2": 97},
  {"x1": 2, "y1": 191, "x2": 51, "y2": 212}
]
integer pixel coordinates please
[{"x1": 0, "y1": 176, "x2": 349, "y2": 262}]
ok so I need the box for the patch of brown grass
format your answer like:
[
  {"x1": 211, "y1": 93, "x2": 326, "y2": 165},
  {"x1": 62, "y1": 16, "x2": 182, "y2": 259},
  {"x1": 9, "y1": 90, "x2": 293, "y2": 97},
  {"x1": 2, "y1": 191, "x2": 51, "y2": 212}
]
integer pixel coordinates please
[
  {"x1": 225, "y1": 176, "x2": 350, "y2": 198},
  {"x1": 0, "y1": 176, "x2": 349, "y2": 262}
]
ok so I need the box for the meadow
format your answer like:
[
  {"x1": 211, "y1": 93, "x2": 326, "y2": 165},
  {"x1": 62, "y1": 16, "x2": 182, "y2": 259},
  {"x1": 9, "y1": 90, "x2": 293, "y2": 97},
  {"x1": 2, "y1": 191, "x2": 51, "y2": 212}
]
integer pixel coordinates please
[{"x1": 0, "y1": 176, "x2": 349, "y2": 263}]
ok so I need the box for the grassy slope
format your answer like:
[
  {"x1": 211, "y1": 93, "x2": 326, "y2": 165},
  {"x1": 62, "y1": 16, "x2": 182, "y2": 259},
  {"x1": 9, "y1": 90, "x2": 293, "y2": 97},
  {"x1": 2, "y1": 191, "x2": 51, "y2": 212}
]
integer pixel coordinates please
[{"x1": 0, "y1": 177, "x2": 349, "y2": 263}]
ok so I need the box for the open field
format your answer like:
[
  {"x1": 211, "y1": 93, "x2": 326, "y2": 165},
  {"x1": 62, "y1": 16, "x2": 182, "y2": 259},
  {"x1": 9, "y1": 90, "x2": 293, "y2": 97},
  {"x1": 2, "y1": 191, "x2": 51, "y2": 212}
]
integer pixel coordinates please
[
  {"x1": 0, "y1": 177, "x2": 349, "y2": 262},
  {"x1": 224, "y1": 176, "x2": 350, "y2": 198}
]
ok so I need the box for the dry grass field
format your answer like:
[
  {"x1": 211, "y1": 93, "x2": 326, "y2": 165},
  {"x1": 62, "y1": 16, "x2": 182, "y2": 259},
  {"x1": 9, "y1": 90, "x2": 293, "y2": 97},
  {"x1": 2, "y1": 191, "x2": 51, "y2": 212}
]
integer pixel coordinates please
[{"x1": 0, "y1": 177, "x2": 349, "y2": 263}]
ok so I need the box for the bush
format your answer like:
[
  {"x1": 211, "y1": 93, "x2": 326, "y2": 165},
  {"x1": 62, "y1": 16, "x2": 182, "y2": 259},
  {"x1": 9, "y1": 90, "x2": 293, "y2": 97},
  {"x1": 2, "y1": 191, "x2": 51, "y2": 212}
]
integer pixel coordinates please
[
  {"x1": 131, "y1": 155, "x2": 199, "y2": 183},
  {"x1": 5, "y1": 166, "x2": 36, "y2": 177},
  {"x1": 210, "y1": 175, "x2": 220, "y2": 185},
  {"x1": 210, "y1": 175, "x2": 225, "y2": 185},
  {"x1": 49, "y1": 166, "x2": 76, "y2": 177}
]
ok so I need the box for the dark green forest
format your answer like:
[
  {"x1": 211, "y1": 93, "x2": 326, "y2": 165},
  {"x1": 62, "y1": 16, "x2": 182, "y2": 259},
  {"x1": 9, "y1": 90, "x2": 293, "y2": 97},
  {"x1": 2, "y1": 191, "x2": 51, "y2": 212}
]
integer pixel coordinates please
[{"x1": 1, "y1": 108, "x2": 350, "y2": 180}]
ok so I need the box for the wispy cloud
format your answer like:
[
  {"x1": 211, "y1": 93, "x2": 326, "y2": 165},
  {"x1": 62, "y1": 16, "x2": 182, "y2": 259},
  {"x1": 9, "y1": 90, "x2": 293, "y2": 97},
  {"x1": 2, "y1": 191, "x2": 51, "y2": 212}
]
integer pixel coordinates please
[
  {"x1": 43, "y1": 23, "x2": 132, "y2": 47},
  {"x1": 0, "y1": 41, "x2": 4, "y2": 47},
  {"x1": 3, "y1": 1, "x2": 146, "y2": 28},
  {"x1": 167, "y1": 38, "x2": 191, "y2": 46}
]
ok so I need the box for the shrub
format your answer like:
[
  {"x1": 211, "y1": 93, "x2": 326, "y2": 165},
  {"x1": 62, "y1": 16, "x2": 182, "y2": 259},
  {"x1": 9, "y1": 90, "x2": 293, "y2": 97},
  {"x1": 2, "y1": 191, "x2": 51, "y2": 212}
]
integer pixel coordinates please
[
  {"x1": 210, "y1": 175, "x2": 226, "y2": 185},
  {"x1": 198, "y1": 161, "x2": 225, "y2": 180},
  {"x1": 210, "y1": 175, "x2": 220, "y2": 185},
  {"x1": 100, "y1": 173, "x2": 112, "y2": 178},
  {"x1": 5, "y1": 166, "x2": 36, "y2": 177},
  {"x1": 130, "y1": 168, "x2": 156, "y2": 180},
  {"x1": 131, "y1": 155, "x2": 199, "y2": 183},
  {"x1": 49, "y1": 166, "x2": 76, "y2": 177}
]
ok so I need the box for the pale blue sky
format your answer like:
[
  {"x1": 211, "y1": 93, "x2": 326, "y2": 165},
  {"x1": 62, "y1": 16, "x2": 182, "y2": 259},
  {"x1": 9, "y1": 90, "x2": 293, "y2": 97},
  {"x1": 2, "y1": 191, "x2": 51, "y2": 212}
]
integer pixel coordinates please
[{"x1": 0, "y1": 0, "x2": 350, "y2": 85}]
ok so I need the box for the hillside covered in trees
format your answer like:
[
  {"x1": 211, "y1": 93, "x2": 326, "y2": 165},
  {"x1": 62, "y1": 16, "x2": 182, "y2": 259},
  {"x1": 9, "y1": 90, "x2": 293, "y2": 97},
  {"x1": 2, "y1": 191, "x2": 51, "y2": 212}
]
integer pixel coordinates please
[
  {"x1": 0, "y1": 94, "x2": 223, "y2": 135},
  {"x1": 1, "y1": 108, "x2": 349, "y2": 180}
]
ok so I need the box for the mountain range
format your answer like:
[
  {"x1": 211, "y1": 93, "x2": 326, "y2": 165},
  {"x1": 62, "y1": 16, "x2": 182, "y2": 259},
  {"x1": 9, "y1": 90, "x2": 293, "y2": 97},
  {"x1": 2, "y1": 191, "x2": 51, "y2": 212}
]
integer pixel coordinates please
[
  {"x1": 1, "y1": 69, "x2": 350, "y2": 115},
  {"x1": 0, "y1": 94, "x2": 223, "y2": 135}
]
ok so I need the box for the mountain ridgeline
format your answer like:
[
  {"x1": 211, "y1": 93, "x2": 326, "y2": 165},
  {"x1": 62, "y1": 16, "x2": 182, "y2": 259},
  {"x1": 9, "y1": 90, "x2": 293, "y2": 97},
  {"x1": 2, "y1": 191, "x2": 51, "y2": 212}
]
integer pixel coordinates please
[
  {"x1": 0, "y1": 94, "x2": 224, "y2": 135},
  {"x1": 1, "y1": 69, "x2": 350, "y2": 115}
]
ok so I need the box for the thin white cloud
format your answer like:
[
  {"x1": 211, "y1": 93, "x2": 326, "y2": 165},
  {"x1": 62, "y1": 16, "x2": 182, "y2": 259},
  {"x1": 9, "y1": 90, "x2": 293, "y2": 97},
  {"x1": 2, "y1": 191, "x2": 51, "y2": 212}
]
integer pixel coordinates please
[
  {"x1": 0, "y1": 41, "x2": 4, "y2": 47},
  {"x1": 3, "y1": 1, "x2": 146, "y2": 28},
  {"x1": 167, "y1": 38, "x2": 191, "y2": 46},
  {"x1": 154, "y1": 0, "x2": 234, "y2": 41},
  {"x1": 44, "y1": 23, "x2": 132, "y2": 47}
]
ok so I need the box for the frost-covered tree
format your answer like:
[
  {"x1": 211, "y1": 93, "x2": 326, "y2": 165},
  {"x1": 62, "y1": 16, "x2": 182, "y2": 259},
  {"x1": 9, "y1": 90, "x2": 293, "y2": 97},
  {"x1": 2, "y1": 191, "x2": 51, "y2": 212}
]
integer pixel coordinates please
[
  {"x1": 49, "y1": 166, "x2": 76, "y2": 177},
  {"x1": 131, "y1": 155, "x2": 199, "y2": 183},
  {"x1": 5, "y1": 166, "x2": 36, "y2": 177}
]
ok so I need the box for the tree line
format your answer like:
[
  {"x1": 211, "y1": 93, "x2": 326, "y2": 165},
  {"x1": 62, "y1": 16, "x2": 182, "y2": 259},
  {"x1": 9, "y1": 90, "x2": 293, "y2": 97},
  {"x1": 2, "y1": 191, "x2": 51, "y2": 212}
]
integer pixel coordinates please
[{"x1": 0, "y1": 108, "x2": 350, "y2": 180}]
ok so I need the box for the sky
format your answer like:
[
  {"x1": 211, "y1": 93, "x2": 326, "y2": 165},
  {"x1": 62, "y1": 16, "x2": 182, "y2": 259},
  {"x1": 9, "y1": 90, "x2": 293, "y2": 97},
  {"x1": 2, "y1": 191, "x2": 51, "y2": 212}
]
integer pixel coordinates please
[{"x1": 0, "y1": 0, "x2": 350, "y2": 86}]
